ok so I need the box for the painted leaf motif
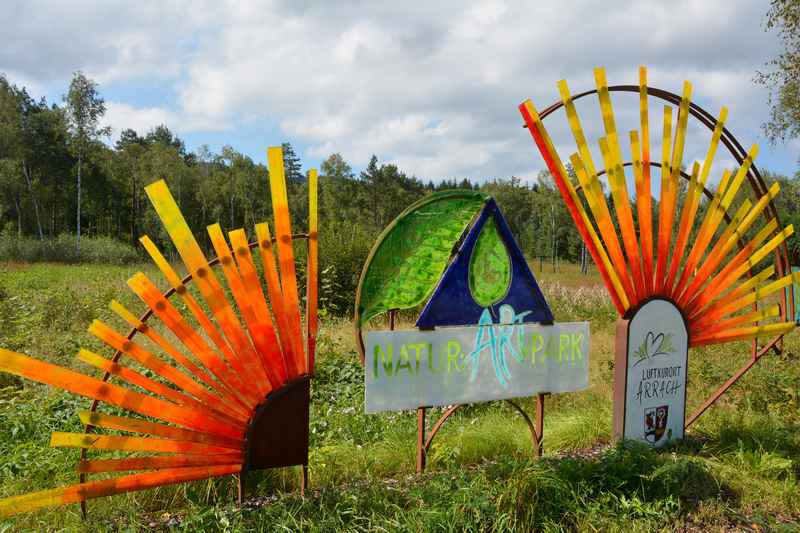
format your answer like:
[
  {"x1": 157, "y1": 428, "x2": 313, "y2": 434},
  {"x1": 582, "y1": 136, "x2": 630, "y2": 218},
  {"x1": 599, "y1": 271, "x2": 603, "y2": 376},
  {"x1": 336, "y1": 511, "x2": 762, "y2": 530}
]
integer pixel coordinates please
[
  {"x1": 469, "y1": 217, "x2": 511, "y2": 307},
  {"x1": 357, "y1": 191, "x2": 487, "y2": 326}
]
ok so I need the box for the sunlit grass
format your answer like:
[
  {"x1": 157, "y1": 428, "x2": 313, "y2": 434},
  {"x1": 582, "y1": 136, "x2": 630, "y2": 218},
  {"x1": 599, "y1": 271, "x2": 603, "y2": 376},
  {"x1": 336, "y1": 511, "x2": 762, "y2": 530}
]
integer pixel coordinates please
[{"x1": 0, "y1": 262, "x2": 798, "y2": 531}]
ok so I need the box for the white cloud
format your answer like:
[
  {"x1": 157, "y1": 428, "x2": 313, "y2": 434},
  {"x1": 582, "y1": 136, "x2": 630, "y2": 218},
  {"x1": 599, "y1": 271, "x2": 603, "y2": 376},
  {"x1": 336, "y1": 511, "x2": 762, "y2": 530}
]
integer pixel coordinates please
[
  {"x1": 104, "y1": 102, "x2": 177, "y2": 140},
  {"x1": 3, "y1": 0, "x2": 791, "y2": 181},
  {"x1": 1, "y1": 1, "x2": 216, "y2": 85},
  {"x1": 103, "y1": 102, "x2": 227, "y2": 143}
]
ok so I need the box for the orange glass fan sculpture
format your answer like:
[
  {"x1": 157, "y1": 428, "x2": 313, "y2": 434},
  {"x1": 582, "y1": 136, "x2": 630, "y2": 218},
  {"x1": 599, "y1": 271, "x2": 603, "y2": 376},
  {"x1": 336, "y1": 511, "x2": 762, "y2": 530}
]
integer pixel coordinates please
[
  {"x1": 0, "y1": 146, "x2": 318, "y2": 517},
  {"x1": 518, "y1": 67, "x2": 797, "y2": 347}
]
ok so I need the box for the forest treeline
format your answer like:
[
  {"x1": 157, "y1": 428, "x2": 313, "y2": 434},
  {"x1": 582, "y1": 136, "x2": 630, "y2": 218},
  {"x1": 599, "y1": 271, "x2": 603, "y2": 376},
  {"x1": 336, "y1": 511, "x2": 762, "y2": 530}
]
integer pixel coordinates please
[
  {"x1": 1, "y1": 72, "x2": 798, "y2": 313},
  {"x1": 0, "y1": 72, "x2": 589, "y2": 312}
]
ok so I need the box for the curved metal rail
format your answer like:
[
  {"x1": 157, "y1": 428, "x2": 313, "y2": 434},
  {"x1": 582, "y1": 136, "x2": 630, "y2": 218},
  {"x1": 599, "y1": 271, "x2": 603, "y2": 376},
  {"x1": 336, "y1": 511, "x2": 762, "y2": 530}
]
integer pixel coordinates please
[
  {"x1": 533, "y1": 85, "x2": 793, "y2": 427},
  {"x1": 417, "y1": 397, "x2": 544, "y2": 473},
  {"x1": 79, "y1": 233, "x2": 310, "y2": 516}
]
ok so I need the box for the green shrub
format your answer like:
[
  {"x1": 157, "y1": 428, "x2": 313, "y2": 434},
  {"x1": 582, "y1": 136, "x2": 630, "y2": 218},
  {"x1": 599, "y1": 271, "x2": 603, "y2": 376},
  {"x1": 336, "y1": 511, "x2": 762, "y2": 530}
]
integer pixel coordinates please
[
  {"x1": 318, "y1": 219, "x2": 375, "y2": 315},
  {"x1": 0, "y1": 231, "x2": 140, "y2": 265}
]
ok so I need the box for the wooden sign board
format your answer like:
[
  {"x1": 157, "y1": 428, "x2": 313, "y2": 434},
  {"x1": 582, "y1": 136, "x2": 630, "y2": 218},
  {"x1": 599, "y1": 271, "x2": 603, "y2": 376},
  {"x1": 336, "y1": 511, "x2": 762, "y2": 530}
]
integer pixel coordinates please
[
  {"x1": 365, "y1": 318, "x2": 589, "y2": 413},
  {"x1": 613, "y1": 299, "x2": 688, "y2": 447}
]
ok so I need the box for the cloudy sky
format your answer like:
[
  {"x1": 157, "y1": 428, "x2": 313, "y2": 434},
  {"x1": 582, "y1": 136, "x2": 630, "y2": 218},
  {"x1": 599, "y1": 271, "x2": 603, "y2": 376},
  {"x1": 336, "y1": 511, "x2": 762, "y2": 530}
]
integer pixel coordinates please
[{"x1": 2, "y1": 0, "x2": 796, "y2": 183}]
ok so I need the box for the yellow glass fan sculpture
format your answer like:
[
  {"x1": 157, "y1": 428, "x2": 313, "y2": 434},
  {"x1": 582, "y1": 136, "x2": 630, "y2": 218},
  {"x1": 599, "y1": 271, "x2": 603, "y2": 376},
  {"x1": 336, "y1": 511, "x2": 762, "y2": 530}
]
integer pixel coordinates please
[
  {"x1": 519, "y1": 67, "x2": 797, "y2": 441},
  {"x1": 519, "y1": 67, "x2": 797, "y2": 346},
  {"x1": 0, "y1": 146, "x2": 319, "y2": 517}
]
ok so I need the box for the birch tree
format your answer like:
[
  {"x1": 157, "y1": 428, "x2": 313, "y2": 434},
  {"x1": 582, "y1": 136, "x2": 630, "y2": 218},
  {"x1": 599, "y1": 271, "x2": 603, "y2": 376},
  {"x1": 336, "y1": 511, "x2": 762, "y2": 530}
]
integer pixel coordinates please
[{"x1": 64, "y1": 71, "x2": 110, "y2": 252}]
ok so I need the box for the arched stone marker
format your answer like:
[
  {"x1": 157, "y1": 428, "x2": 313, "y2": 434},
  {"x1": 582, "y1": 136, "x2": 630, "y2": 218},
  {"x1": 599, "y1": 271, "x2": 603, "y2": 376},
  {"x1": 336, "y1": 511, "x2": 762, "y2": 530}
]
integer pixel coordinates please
[{"x1": 613, "y1": 299, "x2": 688, "y2": 447}]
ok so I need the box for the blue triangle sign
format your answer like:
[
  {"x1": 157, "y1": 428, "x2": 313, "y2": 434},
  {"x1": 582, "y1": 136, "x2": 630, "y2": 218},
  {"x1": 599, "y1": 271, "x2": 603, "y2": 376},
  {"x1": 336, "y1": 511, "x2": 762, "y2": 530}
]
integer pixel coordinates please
[{"x1": 416, "y1": 199, "x2": 553, "y2": 329}]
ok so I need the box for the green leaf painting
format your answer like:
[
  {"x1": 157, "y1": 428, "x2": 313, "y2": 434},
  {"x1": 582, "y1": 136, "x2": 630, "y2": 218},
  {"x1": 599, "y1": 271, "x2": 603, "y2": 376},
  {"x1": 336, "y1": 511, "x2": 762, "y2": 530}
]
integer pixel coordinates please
[
  {"x1": 469, "y1": 217, "x2": 511, "y2": 307},
  {"x1": 357, "y1": 191, "x2": 487, "y2": 326}
]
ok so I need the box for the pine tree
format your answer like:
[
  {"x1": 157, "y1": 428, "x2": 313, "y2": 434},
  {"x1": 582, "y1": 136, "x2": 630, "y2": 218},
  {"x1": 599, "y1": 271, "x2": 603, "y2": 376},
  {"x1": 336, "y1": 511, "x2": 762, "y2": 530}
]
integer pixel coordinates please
[{"x1": 281, "y1": 142, "x2": 303, "y2": 181}]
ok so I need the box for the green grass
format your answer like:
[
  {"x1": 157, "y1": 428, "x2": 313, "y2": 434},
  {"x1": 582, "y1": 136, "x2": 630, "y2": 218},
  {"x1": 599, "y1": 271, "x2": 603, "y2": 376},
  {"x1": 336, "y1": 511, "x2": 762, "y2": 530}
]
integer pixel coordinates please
[{"x1": 0, "y1": 262, "x2": 799, "y2": 531}]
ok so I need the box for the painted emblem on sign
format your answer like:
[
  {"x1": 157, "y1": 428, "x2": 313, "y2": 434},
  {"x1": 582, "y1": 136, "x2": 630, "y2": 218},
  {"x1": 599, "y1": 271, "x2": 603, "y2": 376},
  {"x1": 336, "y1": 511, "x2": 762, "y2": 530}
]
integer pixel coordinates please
[
  {"x1": 469, "y1": 304, "x2": 531, "y2": 386},
  {"x1": 633, "y1": 331, "x2": 674, "y2": 366},
  {"x1": 644, "y1": 405, "x2": 669, "y2": 443}
]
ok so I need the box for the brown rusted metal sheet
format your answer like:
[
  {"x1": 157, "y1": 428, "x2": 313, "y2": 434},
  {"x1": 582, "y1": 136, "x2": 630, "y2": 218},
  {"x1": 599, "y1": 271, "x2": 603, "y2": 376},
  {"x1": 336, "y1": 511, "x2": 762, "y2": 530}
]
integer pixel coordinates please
[{"x1": 245, "y1": 375, "x2": 311, "y2": 471}]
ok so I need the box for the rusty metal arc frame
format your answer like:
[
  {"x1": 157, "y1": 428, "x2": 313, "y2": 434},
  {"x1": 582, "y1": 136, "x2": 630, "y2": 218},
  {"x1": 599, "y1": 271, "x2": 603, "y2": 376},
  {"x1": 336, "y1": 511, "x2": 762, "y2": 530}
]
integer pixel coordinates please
[
  {"x1": 424, "y1": 400, "x2": 542, "y2": 452},
  {"x1": 534, "y1": 84, "x2": 793, "y2": 428},
  {"x1": 380, "y1": 307, "x2": 545, "y2": 476},
  {"x1": 419, "y1": 395, "x2": 544, "y2": 454},
  {"x1": 78, "y1": 233, "x2": 311, "y2": 517},
  {"x1": 416, "y1": 397, "x2": 544, "y2": 472}
]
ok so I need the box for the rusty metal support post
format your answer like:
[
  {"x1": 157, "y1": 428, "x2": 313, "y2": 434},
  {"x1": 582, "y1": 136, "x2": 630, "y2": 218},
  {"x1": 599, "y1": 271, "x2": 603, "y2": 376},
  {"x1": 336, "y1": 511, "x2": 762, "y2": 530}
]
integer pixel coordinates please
[
  {"x1": 686, "y1": 335, "x2": 783, "y2": 427},
  {"x1": 506, "y1": 400, "x2": 544, "y2": 457},
  {"x1": 535, "y1": 393, "x2": 545, "y2": 457},
  {"x1": 422, "y1": 404, "x2": 462, "y2": 463},
  {"x1": 300, "y1": 465, "x2": 308, "y2": 496},
  {"x1": 416, "y1": 407, "x2": 427, "y2": 474}
]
